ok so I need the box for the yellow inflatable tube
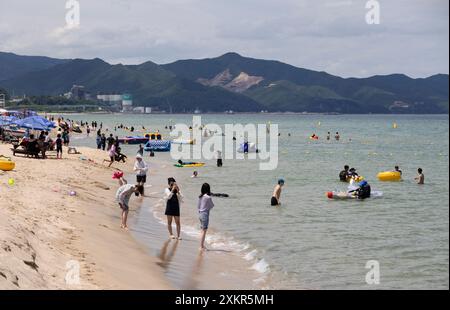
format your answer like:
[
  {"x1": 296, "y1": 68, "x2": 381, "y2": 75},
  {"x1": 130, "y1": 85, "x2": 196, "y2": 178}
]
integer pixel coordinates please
[
  {"x1": 377, "y1": 171, "x2": 402, "y2": 181},
  {"x1": 0, "y1": 157, "x2": 15, "y2": 171}
]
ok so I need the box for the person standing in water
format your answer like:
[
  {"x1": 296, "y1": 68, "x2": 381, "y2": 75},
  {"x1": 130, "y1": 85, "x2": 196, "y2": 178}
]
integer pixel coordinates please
[
  {"x1": 137, "y1": 144, "x2": 144, "y2": 157},
  {"x1": 271, "y1": 179, "x2": 285, "y2": 206},
  {"x1": 335, "y1": 132, "x2": 340, "y2": 141},
  {"x1": 415, "y1": 168, "x2": 425, "y2": 184},
  {"x1": 164, "y1": 178, "x2": 183, "y2": 240},
  {"x1": 198, "y1": 183, "x2": 214, "y2": 251},
  {"x1": 216, "y1": 150, "x2": 223, "y2": 167},
  {"x1": 134, "y1": 154, "x2": 148, "y2": 189},
  {"x1": 327, "y1": 132, "x2": 331, "y2": 141}
]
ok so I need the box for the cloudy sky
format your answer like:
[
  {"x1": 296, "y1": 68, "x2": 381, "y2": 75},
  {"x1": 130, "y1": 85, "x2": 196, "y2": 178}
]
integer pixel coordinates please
[{"x1": 0, "y1": 0, "x2": 448, "y2": 77}]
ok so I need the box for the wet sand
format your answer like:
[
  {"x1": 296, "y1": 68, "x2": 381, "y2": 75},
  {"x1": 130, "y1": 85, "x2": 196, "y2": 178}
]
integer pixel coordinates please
[
  {"x1": 0, "y1": 144, "x2": 170, "y2": 289},
  {"x1": 129, "y1": 158, "x2": 266, "y2": 290}
]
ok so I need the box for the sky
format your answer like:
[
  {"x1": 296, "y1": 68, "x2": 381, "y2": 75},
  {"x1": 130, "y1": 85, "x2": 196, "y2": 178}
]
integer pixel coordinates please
[{"x1": 0, "y1": 0, "x2": 448, "y2": 78}]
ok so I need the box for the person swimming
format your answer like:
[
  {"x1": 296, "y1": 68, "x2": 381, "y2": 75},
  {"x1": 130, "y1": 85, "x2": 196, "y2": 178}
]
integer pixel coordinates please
[
  {"x1": 271, "y1": 179, "x2": 285, "y2": 206},
  {"x1": 339, "y1": 165, "x2": 350, "y2": 182},
  {"x1": 415, "y1": 168, "x2": 425, "y2": 184},
  {"x1": 394, "y1": 166, "x2": 402, "y2": 175}
]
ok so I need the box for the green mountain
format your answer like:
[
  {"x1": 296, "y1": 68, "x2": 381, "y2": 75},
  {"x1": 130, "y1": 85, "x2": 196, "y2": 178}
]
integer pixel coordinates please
[
  {"x1": 0, "y1": 51, "x2": 448, "y2": 113},
  {"x1": 0, "y1": 52, "x2": 69, "y2": 82},
  {"x1": 0, "y1": 56, "x2": 261, "y2": 113},
  {"x1": 163, "y1": 53, "x2": 449, "y2": 113}
]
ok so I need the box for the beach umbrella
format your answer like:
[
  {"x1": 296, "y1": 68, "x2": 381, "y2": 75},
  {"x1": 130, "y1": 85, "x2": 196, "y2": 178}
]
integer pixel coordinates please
[
  {"x1": 0, "y1": 116, "x2": 17, "y2": 126},
  {"x1": 13, "y1": 116, "x2": 56, "y2": 131}
]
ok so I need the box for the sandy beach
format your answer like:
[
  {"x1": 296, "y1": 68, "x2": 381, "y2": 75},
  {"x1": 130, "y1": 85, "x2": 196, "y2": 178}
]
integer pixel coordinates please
[{"x1": 0, "y1": 144, "x2": 171, "y2": 289}]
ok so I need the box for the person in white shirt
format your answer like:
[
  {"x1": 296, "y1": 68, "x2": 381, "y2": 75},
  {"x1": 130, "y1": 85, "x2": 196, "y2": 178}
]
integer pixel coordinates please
[
  {"x1": 164, "y1": 178, "x2": 184, "y2": 240},
  {"x1": 134, "y1": 154, "x2": 149, "y2": 191},
  {"x1": 198, "y1": 183, "x2": 214, "y2": 250}
]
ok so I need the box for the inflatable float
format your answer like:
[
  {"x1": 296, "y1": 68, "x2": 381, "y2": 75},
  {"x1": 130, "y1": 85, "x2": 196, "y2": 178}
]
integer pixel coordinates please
[
  {"x1": 144, "y1": 140, "x2": 171, "y2": 152},
  {"x1": 377, "y1": 171, "x2": 402, "y2": 182},
  {"x1": 0, "y1": 156, "x2": 15, "y2": 171},
  {"x1": 174, "y1": 162, "x2": 205, "y2": 168},
  {"x1": 326, "y1": 190, "x2": 383, "y2": 200},
  {"x1": 118, "y1": 136, "x2": 149, "y2": 145},
  {"x1": 172, "y1": 138, "x2": 195, "y2": 145}
]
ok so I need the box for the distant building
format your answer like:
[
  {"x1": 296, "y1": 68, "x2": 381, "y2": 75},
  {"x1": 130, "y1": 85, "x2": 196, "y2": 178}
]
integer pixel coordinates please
[
  {"x1": 122, "y1": 94, "x2": 133, "y2": 112},
  {"x1": 70, "y1": 85, "x2": 86, "y2": 100},
  {"x1": 133, "y1": 106, "x2": 145, "y2": 114},
  {"x1": 0, "y1": 94, "x2": 5, "y2": 108}
]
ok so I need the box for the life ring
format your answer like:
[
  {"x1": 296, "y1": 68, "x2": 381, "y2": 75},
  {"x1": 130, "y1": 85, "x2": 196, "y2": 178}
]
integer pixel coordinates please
[
  {"x1": 377, "y1": 171, "x2": 402, "y2": 182},
  {"x1": 0, "y1": 157, "x2": 15, "y2": 171}
]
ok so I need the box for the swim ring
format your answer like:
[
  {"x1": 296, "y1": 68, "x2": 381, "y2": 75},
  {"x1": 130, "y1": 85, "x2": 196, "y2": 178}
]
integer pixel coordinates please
[
  {"x1": 0, "y1": 157, "x2": 15, "y2": 171},
  {"x1": 377, "y1": 171, "x2": 402, "y2": 182}
]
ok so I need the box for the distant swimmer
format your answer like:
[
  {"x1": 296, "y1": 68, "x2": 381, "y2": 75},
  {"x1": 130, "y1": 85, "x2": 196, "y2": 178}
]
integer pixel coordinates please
[
  {"x1": 415, "y1": 168, "x2": 425, "y2": 184},
  {"x1": 327, "y1": 132, "x2": 331, "y2": 141},
  {"x1": 394, "y1": 165, "x2": 402, "y2": 175},
  {"x1": 339, "y1": 165, "x2": 350, "y2": 182},
  {"x1": 216, "y1": 150, "x2": 223, "y2": 167},
  {"x1": 191, "y1": 171, "x2": 198, "y2": 178},
  {"x1": 271, "y1": 179, "x2": 285, "y2": 206},
  {"x1": 335, "y1": 132, "x2": 340, "y2": 141}
]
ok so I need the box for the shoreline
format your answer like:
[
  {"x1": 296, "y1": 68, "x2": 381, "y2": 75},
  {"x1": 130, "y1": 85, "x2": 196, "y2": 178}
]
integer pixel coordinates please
[
  {"x1": 0, "y1": 142, "x2": 267, "y2": 290},
  {"x1": 0, "y1": 144, "x2": 171, "y2": 289}
]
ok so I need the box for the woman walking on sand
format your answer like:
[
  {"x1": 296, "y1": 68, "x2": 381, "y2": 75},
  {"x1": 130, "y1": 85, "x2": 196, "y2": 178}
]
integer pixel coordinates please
[
  {"x1": 198, "y1": 183, "x2": 214, "y2": 251},
  {"x1": 164, "y1": 178, "x2": 183, "y2": 240}
]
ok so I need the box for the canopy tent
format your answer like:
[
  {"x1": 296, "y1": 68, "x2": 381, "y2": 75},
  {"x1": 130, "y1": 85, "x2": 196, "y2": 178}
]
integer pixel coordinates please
[{"x1": 13, "y1": 116, "x2": 56, "y2": 131}]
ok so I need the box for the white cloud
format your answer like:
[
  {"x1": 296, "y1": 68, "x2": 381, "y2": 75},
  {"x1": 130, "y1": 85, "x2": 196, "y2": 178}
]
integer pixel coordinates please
[{"x1": 0, "y1": 0, "x2": 447, "y2": 77}]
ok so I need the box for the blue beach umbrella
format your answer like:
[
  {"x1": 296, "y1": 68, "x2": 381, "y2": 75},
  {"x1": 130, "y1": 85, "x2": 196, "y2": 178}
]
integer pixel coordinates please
[
  {"x1": 0, "y1": 116, "x2": 18, "y2": 126},
  {"x1": 13, "y1": 116, "x2": 56, "y2": 131}
]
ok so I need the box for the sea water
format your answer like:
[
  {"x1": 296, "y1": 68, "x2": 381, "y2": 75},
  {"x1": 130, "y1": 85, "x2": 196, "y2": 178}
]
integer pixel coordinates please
[{"x1": 66, "y1": 113, "x2": 449, "y2": 289}]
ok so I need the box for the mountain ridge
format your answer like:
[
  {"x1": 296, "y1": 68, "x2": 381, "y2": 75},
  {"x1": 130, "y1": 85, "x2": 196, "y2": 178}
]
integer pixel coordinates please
[{"x1": 0, "y1": 51, "x2": 448, "y2": 113}]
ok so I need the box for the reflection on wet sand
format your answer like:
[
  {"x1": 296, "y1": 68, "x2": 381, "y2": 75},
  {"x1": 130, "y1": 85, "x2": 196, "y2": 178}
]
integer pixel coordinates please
[
  {"x1": 157, "y1": 239, "x2": 179, "y2": 269},
  {"x1": 182, "y1": 250, "x2": 205, "y2": 289}
]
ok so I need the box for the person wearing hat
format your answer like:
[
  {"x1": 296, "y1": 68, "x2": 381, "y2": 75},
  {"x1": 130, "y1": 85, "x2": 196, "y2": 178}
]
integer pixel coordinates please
[
  {"x1": 349, "y1": 180, "x2": 371, "y2": 199},
  {"x1": 134, "y1": 154, "x2": 149, "y2": 191},
  {"x1": 271, "y1": 179, "x2": 285, "y2": 206}
]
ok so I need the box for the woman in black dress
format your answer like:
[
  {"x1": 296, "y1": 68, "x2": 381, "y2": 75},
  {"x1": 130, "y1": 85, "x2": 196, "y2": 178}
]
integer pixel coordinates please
[{"x1": 164, "y1": 178, "x2": 183, "y2": 240}]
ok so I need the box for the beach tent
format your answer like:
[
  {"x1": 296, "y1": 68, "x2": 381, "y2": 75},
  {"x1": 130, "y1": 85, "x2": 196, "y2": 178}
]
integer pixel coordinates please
[{"x1": 13, "y1": 116, "x2": 56, "y2": 131}]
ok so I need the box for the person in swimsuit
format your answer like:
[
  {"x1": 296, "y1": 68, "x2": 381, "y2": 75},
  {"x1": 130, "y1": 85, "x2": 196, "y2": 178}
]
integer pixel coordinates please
[
  {"x1": 271, "y1": 179, "x2": 285, "y2": 206},
  {"x1": 164, "y1": 178, "x2": 183, "y2": 240}
]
